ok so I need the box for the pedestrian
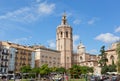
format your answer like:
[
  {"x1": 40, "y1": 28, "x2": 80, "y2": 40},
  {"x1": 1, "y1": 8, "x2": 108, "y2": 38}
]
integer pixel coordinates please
[
  {"x1": 65, "y1": 75, "x2": 68, "y2": 81},
  {"x1": 117, "y1": 75, "x2": 120, "y2": 81}
]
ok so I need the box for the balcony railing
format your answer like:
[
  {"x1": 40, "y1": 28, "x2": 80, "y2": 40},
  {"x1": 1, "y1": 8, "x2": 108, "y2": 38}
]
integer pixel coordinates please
[
  {"x1": 1, "y1": 58, "x2": 9, "y2": 61},
  {"x1": 2, "y1": 52, "x2": 9, "y2": 55},
  {"x1": 1, "y1": 64, "x2": 8, "y2": 67}
]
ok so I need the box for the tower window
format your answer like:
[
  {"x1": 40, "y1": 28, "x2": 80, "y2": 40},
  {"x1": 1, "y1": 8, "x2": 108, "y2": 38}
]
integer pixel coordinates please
[
  {"x1": 66, "y1": 31, "x2": 68, "y2": 38},
  {"x1": 60, "y1": 32, "x2": 63, "y2": 37},
  {"x1": 80, "y1": 56, "x2": 83, "y2": 61},
  {"x1": 110, "y1": 55, "x2": 114, "y2": 60}
]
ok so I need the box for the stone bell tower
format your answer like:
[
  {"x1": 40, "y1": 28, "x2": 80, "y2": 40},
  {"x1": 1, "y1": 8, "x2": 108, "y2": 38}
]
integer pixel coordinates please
[{"x1": 56, "y1": 13, "x2": 73, "y2": 69}]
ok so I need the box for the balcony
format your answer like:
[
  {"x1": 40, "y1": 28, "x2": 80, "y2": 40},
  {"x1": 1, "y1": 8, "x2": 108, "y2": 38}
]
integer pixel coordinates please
[
  {"x1": 1, "y1": 64, "x2": 8, "y2": 67},
  {"x1": 1, "y1": 58, "x2": 8, "y2": 61},
  {"x1": 28, "y1": 58, "x2": 31, "y2": 61},
  {"x1": 2, "y1": 52, "x2": 9, "y2": 55}
]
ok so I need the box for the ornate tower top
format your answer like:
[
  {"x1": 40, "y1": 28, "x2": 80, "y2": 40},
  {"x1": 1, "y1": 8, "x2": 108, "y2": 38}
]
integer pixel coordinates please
[
  {"x1": 61, "y1": 12, "x2": 67, "y2": 25},
  {"x1": 78, "y1": 42, "x2": 85, "y2": 49},
  {"x1": 57, "y1": 12, "x2": 71, "y2": 27}
]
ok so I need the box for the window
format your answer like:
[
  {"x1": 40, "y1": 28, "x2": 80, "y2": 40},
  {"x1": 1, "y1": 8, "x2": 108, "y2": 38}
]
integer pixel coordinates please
[
  {"x1": 60, "y1": 32, "x2": 63, "y2": 37},
  {"x1": 67, "y1": 57, "x2": 69, "y2": 59},
  {"x1": 10, "y1": 54, "x2": 12, "y2": 58},
  {"x1": 110, "y1": 55, "x2": 114, "y2": 60},
  {"x1": 66, "y1": 31, "x2": 68, "y2": 38},
  {"x1": 80, "y1": 56, "x2": 83, "y2": 61}
]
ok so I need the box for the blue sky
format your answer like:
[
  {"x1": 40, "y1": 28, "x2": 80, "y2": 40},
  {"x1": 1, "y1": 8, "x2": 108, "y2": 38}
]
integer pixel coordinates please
[{"x1": 0, "y1": 0, "x2": 120, "y2": 54}]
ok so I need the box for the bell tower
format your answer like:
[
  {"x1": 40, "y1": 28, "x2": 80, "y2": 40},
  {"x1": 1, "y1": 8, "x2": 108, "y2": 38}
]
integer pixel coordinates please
[{"x1": 56, "y1": 13, "x2": 73, "y2": 69}]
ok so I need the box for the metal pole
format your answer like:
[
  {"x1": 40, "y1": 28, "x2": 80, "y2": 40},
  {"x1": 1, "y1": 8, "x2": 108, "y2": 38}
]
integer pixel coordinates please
[{"x1": 14, "y1": 73, "x2": 15, "y2": 81}]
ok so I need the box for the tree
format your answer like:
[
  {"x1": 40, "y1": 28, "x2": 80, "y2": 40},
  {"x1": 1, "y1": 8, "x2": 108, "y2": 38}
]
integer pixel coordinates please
[
  {"x1": 101, "y1": 65, "x2": 109, "y2": 74},
  {"x1": 68, "y1": 65, "x2": 93, "y2": 78},
  {"x1": 31, "y1": 67, "x2": 40, "y2": 78},
  {"x1": 116, "y1": 42, "x2": 120, "y2": 73},
  {"x1": 81, "y1": 66, "x2": 88, "y2": 74},
  {"x1": 99, "y1": 46, "x2": 108, "y2": 66},
  {"x1": 108, "y1": 64, "x2": 117, "y2": 72},
  {"x1": 99, "y1": 46, "x2": 108, "y2": 74},
  {"x1": 56, "y1": 67, "x2": 66, "y2": 73},
  {"x1": 20, "y1": 65, "x2": 31, "y2": 73},
  {"x1": 88, "y1": 67, "x2": 94, "y2": 73},
  {"x1": 68, "y1": 65, "x2": 82, "y2": 78},
  {"x1": 39, "y1": 64, "x2": 50, "y2": 76},
  {"x1": 20, "y1": 66, "x2": 32, "y2": 78},
  {"x1": 50, "y1": 67, "x2": 57, "y2": 72}
]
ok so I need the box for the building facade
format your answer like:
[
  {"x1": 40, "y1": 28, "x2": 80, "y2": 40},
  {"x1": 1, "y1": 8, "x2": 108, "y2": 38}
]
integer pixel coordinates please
[
  {"x1": 73, "y1": 42, "x2": 98, "y2": 67},
  {"x1": 0, "y1": 41, "x2": 35, "y2": 73},
  {"x1": 106, "y1": 42, "x2": 119, "y2": 65},
  {"x1": 0, "y1": 42, "x2": 9, "y2": 74},
  {"x1": 34, "y1": 45, "x2": 61, "y2": 68}
]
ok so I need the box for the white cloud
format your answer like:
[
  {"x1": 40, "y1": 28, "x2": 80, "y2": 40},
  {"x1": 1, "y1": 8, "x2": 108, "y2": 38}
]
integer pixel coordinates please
[
  {"x1": 0, "y1": 1, "x2": 56, "y2": 39},
  {"x1": 95, "y1": 33, "x2": 120, "y2": 43},
  {"x1": 88, "y1": 49, "x2": 98, "y2": 54},
  {"x1": 88, "y1": 17, "x2": 98, "y2": 25},
  {"x1": 115, "y1": 26, "x2": 120, "y2": 33},
  {"x1": 11, "y1": 36, "x2": 32, "y2": 44},
  {"x1": 0, "y1": 1, "x2": 55, "y2": 23},
  {"x1": 73, "y1": 35, "x2": 80, "y2": 42},
  {"x1": 73, "y1": 35, "x2": 80, "y2": 52},
  {"x1": 88, "y1": 19, "x2": 95, "y2": 25},
  {"x1": 73, "y1": 19, "x2": 81, "y2": 25},
  {"x1": 47, "y1": 40, "x2": 56, "y2": 49},
  {"x1": 38, "y1": 2, "x2": 55, "y2": 14}
]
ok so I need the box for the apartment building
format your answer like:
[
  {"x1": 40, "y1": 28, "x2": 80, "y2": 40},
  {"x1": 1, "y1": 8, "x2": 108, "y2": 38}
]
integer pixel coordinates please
[
  {"x1": 0, "y1": 41, "x2": 35, "y2": 73},
  {"x1": 0, "y1": 42, "x2": 9, "y2": 74}
]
